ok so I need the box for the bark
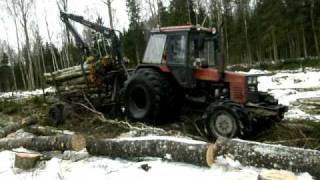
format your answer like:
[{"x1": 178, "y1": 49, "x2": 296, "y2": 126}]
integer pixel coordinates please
[
  {"x1": 302, "y1": 27, "x2": 308, "y2": 58},
  {"x1": 310, "y1": 0, "x2": 320, "y2": 57},
  {"x1": 14, "y1": 152, "x2": 41, "y2": 170},
  {"x1": 86, "y1": 136, "x2": 215, "y2": 167},
  {"x1": 24, "y1": 125, "x2": 74, "y2": 136},
  {"x1": 45, "y1": 70, "x2": 90, "y2": 83},
  {"x1": 0, "y1": 116, "x2": 37, "y2": 138},
  {"x1": 271, "y1": 26, "x2": 278, "y2": 61},
  {"x1": 60, "y1": 76, "x2": 87, "y2": 86},
  {"x1": 214, "y1": 137, "x2": 320, "y2": 177},
  {"x1": 44, "y1": 64, "x2": 88, "y2": 77},
  {"x1": 0, "y1": 134, "x2": 86, "y2": 152}
]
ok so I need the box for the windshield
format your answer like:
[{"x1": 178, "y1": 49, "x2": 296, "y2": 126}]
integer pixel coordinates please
[
  {"x1": 143, "y1": 34, "x2": 167, "y2": 64},
  {"x1": 189, "y1": 34, "x2": 215, "y2": 67}
]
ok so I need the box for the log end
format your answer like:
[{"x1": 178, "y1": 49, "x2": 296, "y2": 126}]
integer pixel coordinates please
[
  {"x1": 70, "y1": 134, "x2": 86, "y2": 151},
  {"x1": 258, "y1": 169, "x2": 297, "y2": 180},
  {"x1": 206, "y1": 143, "x2": 216, "y2": 167},
  {"x1": 14, "y1": 152, "x2": 41, "y2": 170}
]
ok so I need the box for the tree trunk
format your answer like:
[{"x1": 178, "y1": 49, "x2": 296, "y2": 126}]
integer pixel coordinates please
[
  {"x1": 24, "y1": 125, "x2": 74, "y2": 136},
  {"x1": 310, "y1": 0, "x2": 320, "y2": 57},
  {"x1": 271, "y1": 26, "x2": 278, "y2": 61},
  {"x1": 214, "y1": 137, "x2": 320, "y2": 177},
  {"x1": 86, "y1": 136, "x2": 215, "y2": 167},
  {"x1": 302, "y1": 27, "x2": 308, "y2": 58},
  {"x1": 0, "y1": 116, "x2": 37, "y2": 138},
  {"x1": 0, "y1": 134, "x2": 86, "y2": 152}
]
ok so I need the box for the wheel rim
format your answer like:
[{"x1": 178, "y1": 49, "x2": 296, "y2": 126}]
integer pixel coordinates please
[{"x1": 210, "y1": 111, "x2": 236, "y2": 137}]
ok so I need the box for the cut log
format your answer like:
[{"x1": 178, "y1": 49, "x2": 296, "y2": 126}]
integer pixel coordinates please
[
  {"x1": 0, "y1": 116, "x2": 37, "y2": 138},
  {"x1": 46, "y1": 70, "x2": 90, "y2": 82},
  {"x1": 214, "y1": 137, "x2": 320, "y2": 177},
  {"x1": 0, "y1": 134, "x2": 86, "y2": 152},
  {"x1": 44, "y1": 64, "x2": 87, "y2": 76},
  {"x1": 258, "y1": 170, "x2": 297, "y2": 180},
  {"x1": 14, "y1": 152, "x2": 41, "y2": 170},
  {"x1": 86, "y1": 136, "x2": 215, "y2": 167},
  {"x1": 24, "y1": 125, "x2": 74, "y2": 136},
  {"x1": 60, "y1": 76, "x2": 87, "y2": 86}
]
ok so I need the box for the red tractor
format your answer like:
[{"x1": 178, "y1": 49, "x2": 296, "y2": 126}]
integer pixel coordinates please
[{"x1": 123, "y1": 25, "x2": 288, "y2": 139}]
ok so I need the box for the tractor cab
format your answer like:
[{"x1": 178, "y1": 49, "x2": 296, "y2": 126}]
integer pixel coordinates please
[{"x1": 142, "y1": 25, "x2": 219, "y2": 88}]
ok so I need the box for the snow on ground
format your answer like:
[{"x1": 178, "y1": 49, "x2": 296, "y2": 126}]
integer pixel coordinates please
[
  {"x1": 0, "y1": 148, "x2": 313, "y2": 180},
  {"x1": 0, "y1": 87, "x2": 55, "y2": 100},
  {"x1": 243, "y1": 68, "x2": 320, "y2": 121}
]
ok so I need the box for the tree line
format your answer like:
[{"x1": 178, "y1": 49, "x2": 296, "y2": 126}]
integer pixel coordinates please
[{"x1": 0, "y1": 0, "x2": 320, "y2": 92}]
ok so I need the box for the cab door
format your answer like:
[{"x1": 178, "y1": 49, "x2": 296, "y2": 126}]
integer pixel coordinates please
[{"x1": 166, "y1": 33, "x2": 196, "y2": 88}]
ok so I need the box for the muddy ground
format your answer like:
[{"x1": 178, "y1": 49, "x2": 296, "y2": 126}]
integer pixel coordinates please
[{"x1": 1, "y1": 95, "x2": 320, "y2": 150}]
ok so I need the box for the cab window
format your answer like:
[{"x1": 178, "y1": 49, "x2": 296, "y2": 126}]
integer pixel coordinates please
[
  {"x1": 167, "y1": 34, "x2": 187, "y2": 65},
  {"x1": 143, "y1": 34, "x2": 167, "y2": 64},
  {"x1": 189, "y1": 34, "x2": 215, "y2": 67}
]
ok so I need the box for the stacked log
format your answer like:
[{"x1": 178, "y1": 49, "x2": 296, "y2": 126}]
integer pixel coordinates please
[
  {"x1": 43, "y1": 63, "x2": 112, "y2": 105},
  {"x1": 44, "y1": 64, "x2": 90, "y2": 84}
]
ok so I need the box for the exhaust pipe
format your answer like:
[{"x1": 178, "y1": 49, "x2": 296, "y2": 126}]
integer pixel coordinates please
[{"x1": 217, "y1": 52, "x2": 225, "y2": 81}]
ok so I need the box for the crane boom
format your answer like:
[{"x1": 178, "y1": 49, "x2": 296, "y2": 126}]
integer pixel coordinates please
[{"x1": 59, "y1": 11, "x2": 129, "y2": 77}]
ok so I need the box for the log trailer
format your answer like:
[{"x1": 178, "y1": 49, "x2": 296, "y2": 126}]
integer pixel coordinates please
[{"x1": 48, "y1": 12, "x2": 287, "y2": 139}]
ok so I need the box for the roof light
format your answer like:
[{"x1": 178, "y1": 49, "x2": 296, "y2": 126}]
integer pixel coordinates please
[
  {"x1": 196, "y1": 24, "x2": 201, "y2": 31},
  {"x1": 212, "y1": 28, "x2": 217, "y2": 34}
]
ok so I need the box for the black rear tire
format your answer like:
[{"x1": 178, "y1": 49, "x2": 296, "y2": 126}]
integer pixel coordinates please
[{"x1": 124, "y1": 68, "x2": 176, "y2": 124}]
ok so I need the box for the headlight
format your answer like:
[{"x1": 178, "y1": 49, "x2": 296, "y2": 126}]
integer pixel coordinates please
[
  {"x1": 252, "y1": 77, "x2": 258, "y2": 84},
  {"x1": 247, "y1": 76, "x2": 258, "y2": 84}
]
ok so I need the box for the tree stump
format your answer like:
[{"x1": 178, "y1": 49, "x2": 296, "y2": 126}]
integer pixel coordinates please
[{"x1": 14, "y1": 152, "x2": 41, "y2": 170}]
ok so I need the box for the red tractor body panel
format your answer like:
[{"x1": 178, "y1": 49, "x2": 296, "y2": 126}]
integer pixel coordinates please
[
  {"x1": 194, "y1": 68, "x2": 247, "y2": 104},
  {"x1": 224, "y1": 72, "x2": 247, "y2": 104},
  {"x1": 194, "y1": 68, "x2": 220, "y2": 81}
]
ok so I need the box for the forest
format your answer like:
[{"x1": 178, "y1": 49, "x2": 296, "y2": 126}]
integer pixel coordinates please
[{"x1": 0, "y1": 0, "x2": 320, "y2": 91}]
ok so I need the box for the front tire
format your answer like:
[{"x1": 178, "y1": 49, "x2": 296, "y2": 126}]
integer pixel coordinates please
[{"x1": 205, "y1": 101, "x2": 248, "y2": 139}]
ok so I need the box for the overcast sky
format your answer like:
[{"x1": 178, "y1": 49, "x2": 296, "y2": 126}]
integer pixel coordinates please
[{"x1": 0, "y1": 0, "x2": 131, "y2": 49}]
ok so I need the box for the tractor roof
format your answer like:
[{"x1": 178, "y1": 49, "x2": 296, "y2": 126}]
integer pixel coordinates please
[{"x1": 151, "y1": 25, "x2": 216, "y2": 33}]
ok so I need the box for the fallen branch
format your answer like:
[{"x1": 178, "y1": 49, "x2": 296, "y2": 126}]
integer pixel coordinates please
[{"x1": 76, "y1": 102, "x2": 169, "y2": 136}]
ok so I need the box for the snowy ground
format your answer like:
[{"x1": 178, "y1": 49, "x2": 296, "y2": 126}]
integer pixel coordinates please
[
  {"x1": 0, "y1": 144, "x2": 313, "y2": 180},
  {"x1": 246, "y1": 68, "x2": 320, "y2": 121},
  {"x1": 0, "y1": 87, "x2": 55, "y2": 100}
]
